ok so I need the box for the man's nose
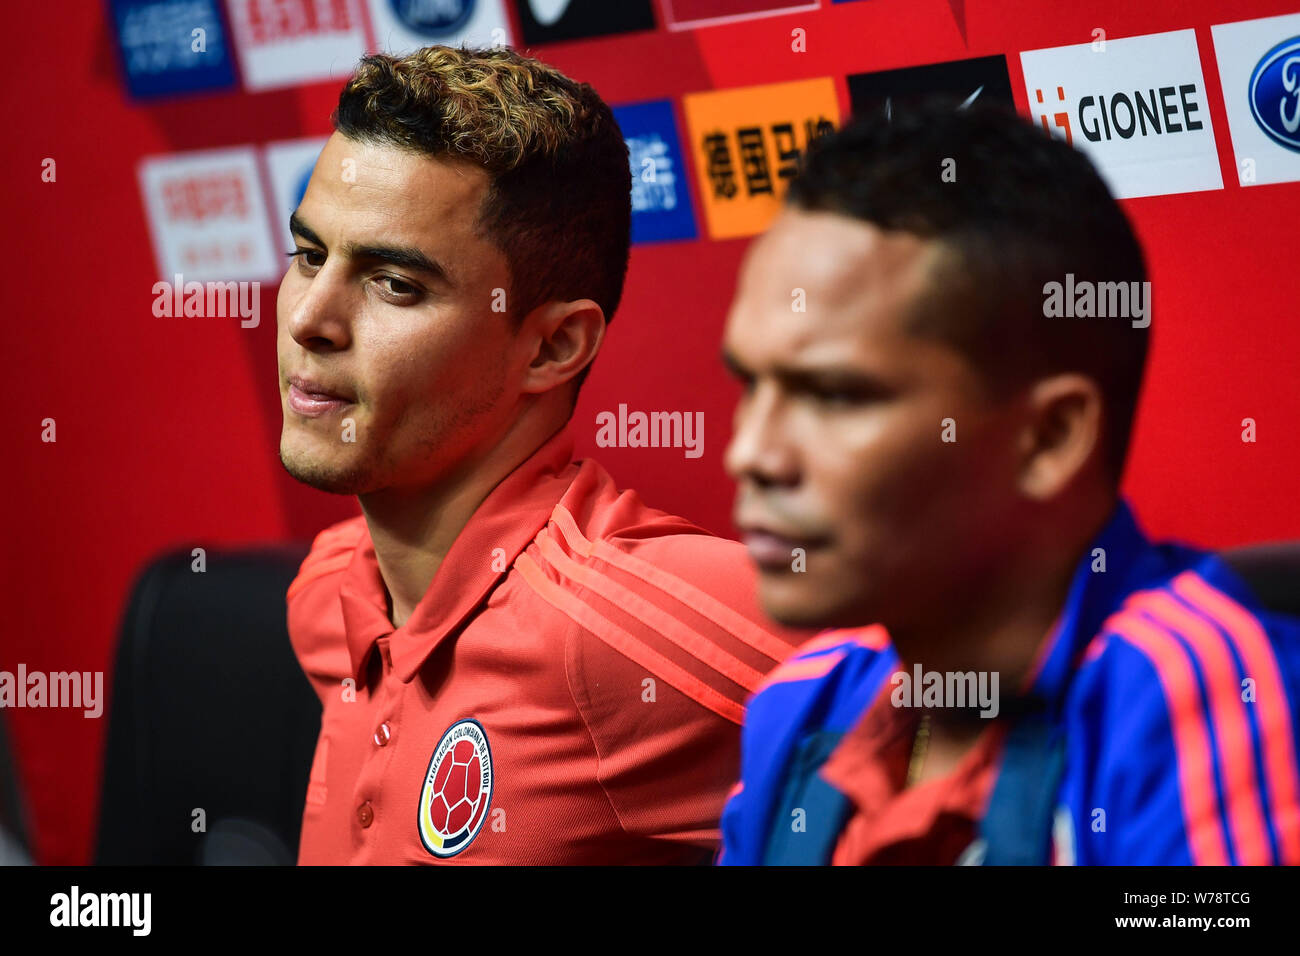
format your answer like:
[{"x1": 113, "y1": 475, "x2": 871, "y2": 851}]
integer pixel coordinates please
[
  {"x1": 281, "y1": 265, "x2": 352, "y2": 352},
  {"x1": 724, "y1": 383, "x2": 799, "y2": 488}
]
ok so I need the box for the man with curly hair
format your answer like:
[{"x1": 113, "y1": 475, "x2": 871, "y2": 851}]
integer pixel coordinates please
[{"x1": 279, "y1": 46, "x2": 804, "y2": 865}]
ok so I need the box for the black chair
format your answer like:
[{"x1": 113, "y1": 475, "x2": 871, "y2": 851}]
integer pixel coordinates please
[
  {"x1": 1222, "y1": 541, "x2": 1300, "y2": 618},
  {"x1": 95, "y1": 543, "x2": 319, "y2": 865},
  {"x1": 0, "y1": 711, "x2": 32, "y2": 864}
]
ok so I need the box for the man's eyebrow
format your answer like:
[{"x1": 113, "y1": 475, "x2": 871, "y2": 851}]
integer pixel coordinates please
[
  {"x1": 288, "y1": 211, "x2": 454, "y2": 286},
  {"x1": 721, "y1": 348, "x2": 892, "y2": 392},
  {"x1": 288, "y1": 211, "x2": 323, "y2": 247},
  {"x1": 344, "y1": 242, "x2": 453, "y2": 286},
  {"x1": 778, "y1": 367, "x2": 889, "y2": 392},
  {"x1": 720, "y1": 349, "x2": 750, "y2": 379}
]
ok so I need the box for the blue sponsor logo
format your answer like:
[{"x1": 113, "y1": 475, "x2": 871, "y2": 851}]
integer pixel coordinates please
[
  {"x1": 1249, "y1": 36, "x2": 1300, "y2": 153},
  {"x1": 109, "y1": 0, "x2": 237, "y2": 100},
  {"x1": 613, "y1": 100, "x2": 697, "y2": 245},
  {"x1": 388, "y1": 0, "x2": 476, "y2": 38}
]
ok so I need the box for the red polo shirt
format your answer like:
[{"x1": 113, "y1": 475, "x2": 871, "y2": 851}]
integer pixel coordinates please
[
  {"x1": 819, "y1": 682, "x2": 1007, "y2": 865},
  {"x1": 817, "y1": 631, "x2": 1055, "y2": 865},
  {"x1": 287, "y1": 427, "x2": 805, "y2": 864}
]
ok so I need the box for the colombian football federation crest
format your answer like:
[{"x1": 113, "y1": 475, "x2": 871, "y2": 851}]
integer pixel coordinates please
[{"x1": 418, "y1": 719, "x2": 493, "y2": 858}]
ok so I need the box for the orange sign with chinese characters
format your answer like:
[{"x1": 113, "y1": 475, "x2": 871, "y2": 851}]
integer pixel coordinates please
[{"x1": 682, "y1": 77, "x2": 841, "y2": 240}]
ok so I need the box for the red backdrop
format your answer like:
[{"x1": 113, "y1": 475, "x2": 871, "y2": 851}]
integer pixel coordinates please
[{"x1": 4, "y1": 0, "x2": 1297, "y2": 864}]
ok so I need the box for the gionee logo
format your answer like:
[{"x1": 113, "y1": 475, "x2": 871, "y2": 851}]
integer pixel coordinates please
[
  {"x1": 1035, "y1": 85, "x2": 1205, "y2": 145},
  {"x1": 1034, "y1": 86, "x2": 1072, "y2": 143}
]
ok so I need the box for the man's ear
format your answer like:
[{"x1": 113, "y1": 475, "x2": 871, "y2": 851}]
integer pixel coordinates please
[
  {"x1": 1016, "y1": 373, "x2": 1105, "y2": 500},
  {"x1": 518, "y1": 299, "x2": 606, "y2": 396}
]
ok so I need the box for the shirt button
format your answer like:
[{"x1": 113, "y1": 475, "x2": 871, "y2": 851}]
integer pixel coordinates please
[
  {"x1": 357, "y1": 802, "x2": 374, "y2": 828},
  {"x1": 374, "y1": 723, "x2": 391, "y2": 747}
]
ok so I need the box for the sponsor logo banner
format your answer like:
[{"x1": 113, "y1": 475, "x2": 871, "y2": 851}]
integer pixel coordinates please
[
  {"x1": 682, "y1": 77, "x2": 839, "y2": 240},
  {"x1": 138, "y1": 147, "x2": 280, "y2": 281},
  {"x1": 614, "y1": 100, "x2": 698, "y2": 244},
  {"x1": 512, "y1": 0, "x2": 656, "y2": 45},
  {"x1": 265, "y1": 137, "x2": 330, "y2": 254},
  {"x1": 1211, "y1": 13, "x2": 1300, "y2": 186},
  {"x1": 110, "y1": 0, "x2": 238, "y2": 99},
  {"x1": 661, "y1": 0, "x2": 818, "y2": 32},
  {"x1": 847, "y1": 54, "x2": 1014, "y2": 118},
  {"x1": 226, "y1": 0, "x2": 369, "y2": 92},
  {"x1": 365, "y1": 0, "x2": 513, "y2": 53},
  {"x1": 1021, "y1": 29, "x2": 1222, "y2": 199}
]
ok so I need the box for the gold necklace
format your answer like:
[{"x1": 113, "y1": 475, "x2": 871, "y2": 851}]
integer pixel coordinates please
[{"x1": 906, "y1": 713, "x2": 932, "y2": 787}]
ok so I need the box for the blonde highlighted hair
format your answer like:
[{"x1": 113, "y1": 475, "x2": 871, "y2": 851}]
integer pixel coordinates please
[{"x1": 333, "y1": 45, "x2": 631, "y2": 386}]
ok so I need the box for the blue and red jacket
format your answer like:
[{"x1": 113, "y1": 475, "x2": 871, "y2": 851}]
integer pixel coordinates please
[{"x1": 719, "y1": 502, "x2": 1300, "y2": 865}]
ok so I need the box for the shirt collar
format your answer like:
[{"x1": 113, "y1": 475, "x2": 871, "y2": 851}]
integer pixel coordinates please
[
  {"x1": 818, "y1": 500, "x2": 1153, "y2": 824},
  {"x1": 1023, "y1": 498, "x2": 1151, "y2": 705},
  {"x1": 339, "y1": 426, "x2": 578, "y2": 683},
  {"x1": 819, "y1": 680, "x2": 1008, "y2": 831}
]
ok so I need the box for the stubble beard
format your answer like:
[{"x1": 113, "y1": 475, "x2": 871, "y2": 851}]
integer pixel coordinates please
[{"x1": 279, "y1": 438, "x2": 382, "y2": 495}]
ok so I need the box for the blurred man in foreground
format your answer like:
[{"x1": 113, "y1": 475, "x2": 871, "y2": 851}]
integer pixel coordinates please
[{"x1": 719, "y1": 102, "x2": 1300, "y2": 865}]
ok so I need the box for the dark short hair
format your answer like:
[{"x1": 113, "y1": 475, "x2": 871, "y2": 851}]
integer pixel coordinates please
[
  {"x1": 333, "y1": 45, "x2": 631, "y2": 395},
  {"x1": 786, "y1": 99, "x2": 1149, "y2": 482}
]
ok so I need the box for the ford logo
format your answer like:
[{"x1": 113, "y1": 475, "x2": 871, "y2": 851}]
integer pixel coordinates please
[
  {"x1": 388, "y1": 0, "x2": 475, "y2": 39},
  {"x1": 1249, "y1": 36, "x2": 1300, "y2": 153}
]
